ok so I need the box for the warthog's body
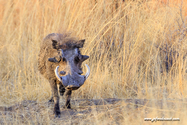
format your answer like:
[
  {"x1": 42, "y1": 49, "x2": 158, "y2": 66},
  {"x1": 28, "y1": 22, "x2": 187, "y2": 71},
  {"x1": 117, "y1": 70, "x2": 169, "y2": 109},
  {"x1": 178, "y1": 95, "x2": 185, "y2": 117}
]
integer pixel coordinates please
[{"x1": 38, "y1": 33, "x2": 90, "y2": 117}]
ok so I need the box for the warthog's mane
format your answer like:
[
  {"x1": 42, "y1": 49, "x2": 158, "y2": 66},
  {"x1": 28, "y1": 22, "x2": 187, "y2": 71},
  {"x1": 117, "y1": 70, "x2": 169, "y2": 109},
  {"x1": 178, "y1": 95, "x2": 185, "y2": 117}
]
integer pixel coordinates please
[{"x1": 44, "y1": 33, "x2": 85, "y2": 50}]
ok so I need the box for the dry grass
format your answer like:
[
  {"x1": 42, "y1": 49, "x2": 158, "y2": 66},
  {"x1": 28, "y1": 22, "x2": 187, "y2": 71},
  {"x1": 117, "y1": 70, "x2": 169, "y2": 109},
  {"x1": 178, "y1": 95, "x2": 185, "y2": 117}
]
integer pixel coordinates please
[{"x1": 1, "y1": 0, "x2": 187, "y2": 124}]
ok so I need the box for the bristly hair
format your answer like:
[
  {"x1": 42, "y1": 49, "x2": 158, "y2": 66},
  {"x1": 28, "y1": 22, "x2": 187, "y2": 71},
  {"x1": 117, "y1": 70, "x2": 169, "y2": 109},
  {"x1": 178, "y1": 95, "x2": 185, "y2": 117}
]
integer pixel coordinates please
[{"x1": 50, "y1": 33, "x2": 85, "y2": 50}]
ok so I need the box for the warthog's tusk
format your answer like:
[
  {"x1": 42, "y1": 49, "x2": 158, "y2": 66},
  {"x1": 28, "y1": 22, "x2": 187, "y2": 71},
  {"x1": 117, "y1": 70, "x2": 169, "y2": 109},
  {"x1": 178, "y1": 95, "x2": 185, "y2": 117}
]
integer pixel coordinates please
[
  {"x1": 85, "y1": 64, "x2": 90, "y2": 80},
  {"x1": 55, "y1": 66, "x2": 62, "y2": 82}
]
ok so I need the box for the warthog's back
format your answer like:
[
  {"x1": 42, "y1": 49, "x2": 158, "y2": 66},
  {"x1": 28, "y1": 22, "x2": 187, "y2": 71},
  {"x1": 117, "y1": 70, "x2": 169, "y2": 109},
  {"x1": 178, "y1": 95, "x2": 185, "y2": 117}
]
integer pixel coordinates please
[{"x1": 38, "y1": 33, "x2": 57, "y2": 78}]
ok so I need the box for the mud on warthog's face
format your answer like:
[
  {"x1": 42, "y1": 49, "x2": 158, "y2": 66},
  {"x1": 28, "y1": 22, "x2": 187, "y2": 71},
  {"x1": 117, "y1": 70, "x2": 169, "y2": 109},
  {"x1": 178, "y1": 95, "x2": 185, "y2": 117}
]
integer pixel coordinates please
[{"x1": 49, "y1": 40, "x2": 90, "y2": 90}]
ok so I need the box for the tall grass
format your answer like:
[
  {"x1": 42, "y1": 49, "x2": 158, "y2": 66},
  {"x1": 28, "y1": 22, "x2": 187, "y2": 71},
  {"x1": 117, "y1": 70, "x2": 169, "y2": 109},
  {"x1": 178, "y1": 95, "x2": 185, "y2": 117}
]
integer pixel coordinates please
[{"x1": 0, "y1": 0, "x2": 187, "y2": 124}]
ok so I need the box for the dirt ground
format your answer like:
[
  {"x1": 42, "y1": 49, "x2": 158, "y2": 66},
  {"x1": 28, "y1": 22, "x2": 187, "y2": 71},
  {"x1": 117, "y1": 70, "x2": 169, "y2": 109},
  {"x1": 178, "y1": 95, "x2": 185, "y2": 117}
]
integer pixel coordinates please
[{"x1": 0, "y1": 98, "x2": 186, "y2": 125}]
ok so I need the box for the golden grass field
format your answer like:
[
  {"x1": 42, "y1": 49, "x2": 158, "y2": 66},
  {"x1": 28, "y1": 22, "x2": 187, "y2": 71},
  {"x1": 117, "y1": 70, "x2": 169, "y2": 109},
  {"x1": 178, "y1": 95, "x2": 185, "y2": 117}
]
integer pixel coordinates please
[{"x1": 1, "y1": 0, "x2": 187, "y2": 124}]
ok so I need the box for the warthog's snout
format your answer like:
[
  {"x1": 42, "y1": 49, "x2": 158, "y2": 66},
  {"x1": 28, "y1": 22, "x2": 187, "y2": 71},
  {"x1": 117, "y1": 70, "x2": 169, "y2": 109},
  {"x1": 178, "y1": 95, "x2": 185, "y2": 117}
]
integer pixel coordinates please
[{"x1": 55, "y1": 64, "x2": 90, "y2": 90}]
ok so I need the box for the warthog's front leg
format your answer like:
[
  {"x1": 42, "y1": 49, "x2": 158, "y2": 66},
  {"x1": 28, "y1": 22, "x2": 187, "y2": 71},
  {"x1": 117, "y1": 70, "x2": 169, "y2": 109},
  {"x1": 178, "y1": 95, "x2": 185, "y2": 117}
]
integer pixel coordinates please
[
  {"x1": 59, "y1": 84, "x2": 66, "y2": 96},
  {"x1": 49, "y1": 83, "x2": 66, "y2": 102},
  {"x1": 65, "y1": 90, "x2": 72, "y2": 109},
  {"x1": 48, "y1": 96, "x2": 54, "y2": 102},
  {"x1": 49, "y1": 79, "x2": 61, "y2": 117}
]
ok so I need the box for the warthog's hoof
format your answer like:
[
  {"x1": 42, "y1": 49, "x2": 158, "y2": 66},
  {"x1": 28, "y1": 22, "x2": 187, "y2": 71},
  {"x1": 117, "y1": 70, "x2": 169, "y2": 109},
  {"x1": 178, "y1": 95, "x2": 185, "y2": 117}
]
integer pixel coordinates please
[
  {"x1": 63, "y1": 105, "x2": 71, "y2": 109},
  {"x1": 67, "y1": 105, "x2": 71, "y2": 109},
  {"x1": 54, "y1": 113, "x2": 61, "y2": 118},
  {"x1": 54, "y1": 104, "x2": 61, "y2": 117},
  {"x1": 66, "y1": 106, "x2": 71, "y2": 109},
  {"x1": 54, "y1": 110, "x2": 61, "y2": 118},
  {"x1": 48, "y1": 98, "x2": 54, "y2": 103},
  {"x1": 64, "y1": 103, "x2": 71, "y2": 109}
]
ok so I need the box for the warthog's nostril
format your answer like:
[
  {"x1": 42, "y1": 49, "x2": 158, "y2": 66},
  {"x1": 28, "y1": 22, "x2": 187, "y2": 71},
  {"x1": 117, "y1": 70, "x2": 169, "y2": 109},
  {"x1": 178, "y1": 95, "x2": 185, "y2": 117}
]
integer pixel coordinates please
[
  {"x1": 60, "y1": 71, "x2": 66, "y2": 75},
  {"x1": 78, "y1": 70, "x2": 83, "y2": 75}
]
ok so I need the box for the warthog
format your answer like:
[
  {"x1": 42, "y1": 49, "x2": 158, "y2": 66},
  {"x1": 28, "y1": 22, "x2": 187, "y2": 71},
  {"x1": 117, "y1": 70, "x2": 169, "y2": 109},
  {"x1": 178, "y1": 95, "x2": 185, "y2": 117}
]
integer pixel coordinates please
[{"x1": 38, "y1": 33, "x2": 90, "y2": 117}]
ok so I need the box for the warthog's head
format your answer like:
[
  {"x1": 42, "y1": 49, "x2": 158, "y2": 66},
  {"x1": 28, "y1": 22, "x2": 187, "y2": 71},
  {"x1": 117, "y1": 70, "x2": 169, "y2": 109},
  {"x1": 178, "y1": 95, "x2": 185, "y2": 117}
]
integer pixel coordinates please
[{"x1": 48, "y1": 34, "x2": 90, "y2": 90}]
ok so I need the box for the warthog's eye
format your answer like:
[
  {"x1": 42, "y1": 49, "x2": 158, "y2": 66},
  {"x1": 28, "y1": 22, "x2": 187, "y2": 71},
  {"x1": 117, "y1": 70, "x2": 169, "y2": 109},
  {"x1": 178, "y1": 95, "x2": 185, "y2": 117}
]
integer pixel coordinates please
[
  {"x1": 62, "y1": 57, "x2": 66, "y2": 62},
  {"x1": 74, "y1": 56, "x2": 80, "y2": 64}
]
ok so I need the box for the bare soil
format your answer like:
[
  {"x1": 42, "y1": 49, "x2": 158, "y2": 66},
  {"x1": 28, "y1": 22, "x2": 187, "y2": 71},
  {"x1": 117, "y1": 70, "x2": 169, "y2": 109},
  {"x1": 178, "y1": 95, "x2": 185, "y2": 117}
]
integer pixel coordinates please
[{"x1": 0, "y1": 98, "x2": 186, "y2": 124}]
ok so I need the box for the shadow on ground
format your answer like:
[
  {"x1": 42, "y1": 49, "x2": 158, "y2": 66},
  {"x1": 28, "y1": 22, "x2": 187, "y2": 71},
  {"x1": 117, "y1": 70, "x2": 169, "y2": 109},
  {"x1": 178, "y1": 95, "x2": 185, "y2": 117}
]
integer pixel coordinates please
[{"x1": 0, "y1": 98, "x2": 186, "y2": 124}]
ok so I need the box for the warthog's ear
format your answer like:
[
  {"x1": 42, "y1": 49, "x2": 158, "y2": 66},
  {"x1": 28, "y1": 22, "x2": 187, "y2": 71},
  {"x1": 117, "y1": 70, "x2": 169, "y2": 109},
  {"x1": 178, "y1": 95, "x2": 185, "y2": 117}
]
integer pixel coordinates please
[
  {"x1": 48, "y1": 56, "x2": 61, "y2": 63},
  {"x1": 48, "y1": 57, "x2": 57, "y2": 62},
  {"x1": 52, "y1": 40, "x2": 59, "y2": 49},
  {"x1": 81, "y1": 55, "x2": 89, "y2": 62},
  {"x1": 77, "y1": 39, "x2": 85, "y2": 48}
]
